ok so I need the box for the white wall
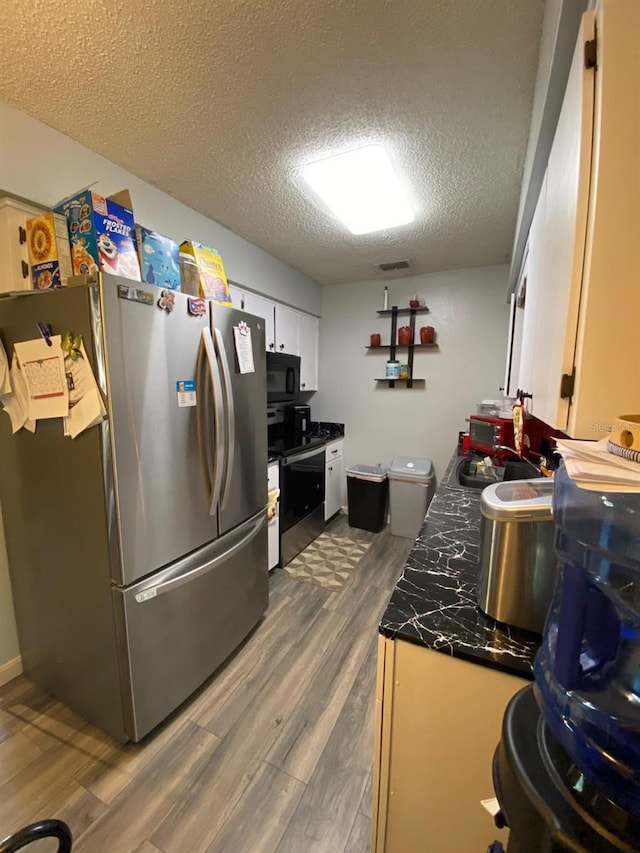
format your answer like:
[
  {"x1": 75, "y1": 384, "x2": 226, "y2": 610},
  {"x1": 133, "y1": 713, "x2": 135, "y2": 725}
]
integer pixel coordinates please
[
  {"x1": 0, "y1": 102, "x2": 321, "y2": 315},
  {"x1": 314, "y1": 266, "x2": 510, "y2": 486}
]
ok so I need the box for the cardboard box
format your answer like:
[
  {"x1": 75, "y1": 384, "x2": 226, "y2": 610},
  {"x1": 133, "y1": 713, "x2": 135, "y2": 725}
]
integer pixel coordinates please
[
  {"x1": 26, "y1": 211, "x2": 73, "y2": 290},
  {"x1": 55, "y1": 190, "x2": 140, "y2": 281},
  {"x1": 135, "y1": 226, "x2": 181, "y2": 290},
  {"x1": 179, "y1": 241, "x2": 231, "y2": 304}
]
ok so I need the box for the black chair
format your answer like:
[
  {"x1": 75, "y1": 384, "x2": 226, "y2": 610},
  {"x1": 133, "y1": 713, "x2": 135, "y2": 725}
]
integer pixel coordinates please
[{"x1": 0, "y1": 820, "x2": 72, "y2": 852}]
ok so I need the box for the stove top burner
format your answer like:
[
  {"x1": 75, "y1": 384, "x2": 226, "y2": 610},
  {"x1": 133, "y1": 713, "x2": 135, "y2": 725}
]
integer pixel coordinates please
[{"x1": 267, "y1": 436, "x2": 325, "y2": 458}]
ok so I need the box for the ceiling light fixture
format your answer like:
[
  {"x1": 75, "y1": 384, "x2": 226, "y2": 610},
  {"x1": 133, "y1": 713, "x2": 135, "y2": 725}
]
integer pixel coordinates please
[{"x1": 302, "y1": 144, "x2": 413, "y2": 235}]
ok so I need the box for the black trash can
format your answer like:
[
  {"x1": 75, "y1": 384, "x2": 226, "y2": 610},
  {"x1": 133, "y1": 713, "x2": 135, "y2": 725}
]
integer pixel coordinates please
[{"x1": 346, "y1": 465, "x2": 388, "y2": 533}]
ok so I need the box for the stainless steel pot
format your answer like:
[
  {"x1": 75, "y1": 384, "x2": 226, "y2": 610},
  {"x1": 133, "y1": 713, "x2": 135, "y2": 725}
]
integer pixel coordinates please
[{"x1": 477, "y1": 478, "x2": 556, "y2": 634}]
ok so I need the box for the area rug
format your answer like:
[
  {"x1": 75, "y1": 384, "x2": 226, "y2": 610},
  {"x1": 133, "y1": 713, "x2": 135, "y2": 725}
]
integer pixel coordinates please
[{"x1": 283, "y1": 533, "x2": 371, "y2": 591}]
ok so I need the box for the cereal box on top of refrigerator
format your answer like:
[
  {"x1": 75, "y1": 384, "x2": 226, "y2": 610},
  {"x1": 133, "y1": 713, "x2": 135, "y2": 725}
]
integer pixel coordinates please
[
  {"x1": 135, "y1": 226, "x2": 181, "y2": 290},
  {"x1": 179, "y1": 241, "x2": 231, "y2": 304},
  {"x1": 26, "y1": 211, "x2": 73, "y2": 289},
  {"x1": 55, "y1": 190, "x2": 140, "y2": 281}
]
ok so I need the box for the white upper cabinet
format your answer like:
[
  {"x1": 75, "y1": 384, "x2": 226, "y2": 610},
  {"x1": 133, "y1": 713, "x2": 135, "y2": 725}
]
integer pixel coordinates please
[
  {"x1": 241, "y1": 291, "x2": 276, "y2": 352},
  {"x1": 274, "y1": 304, "x2": 299, "y2": 355},
  {"x1": 227, "y1": 284, "x2": 244, "y2": 310},
  {"x1": 518, "y1": 14, "x2": 595, "y2": 431},
  {"x1": 515, "y1": 5, "x2": 640, "y2": 436},
  {"x1": 224, "y1": 287, "x2": 319, "y2": 389},
  {"x1": 298, "y1": 313, "x2": 319, "y2": 392}
]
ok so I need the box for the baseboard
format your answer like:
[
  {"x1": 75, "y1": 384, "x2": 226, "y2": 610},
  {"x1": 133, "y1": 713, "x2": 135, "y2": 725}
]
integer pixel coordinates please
[{"x1": 0, "y1": 655, "x2": 23, "y2": 687}]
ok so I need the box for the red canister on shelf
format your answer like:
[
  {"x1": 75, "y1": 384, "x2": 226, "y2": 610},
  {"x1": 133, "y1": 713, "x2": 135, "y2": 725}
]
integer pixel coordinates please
[
  {"x1": 420, "y1": 326, "x2": 435, "y2": 345},
  {"x1": 398, "y1": 326, "x2": 413, "y2": 345}
]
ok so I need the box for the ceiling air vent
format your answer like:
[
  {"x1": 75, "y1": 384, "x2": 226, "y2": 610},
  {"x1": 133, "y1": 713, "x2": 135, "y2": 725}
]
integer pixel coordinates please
[{"x1": 377, "y1": 259, "x2": 411, "y2": 272}]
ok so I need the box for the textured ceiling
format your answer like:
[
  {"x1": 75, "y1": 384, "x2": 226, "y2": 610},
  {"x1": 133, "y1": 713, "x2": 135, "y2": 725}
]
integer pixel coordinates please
[{"x1": 0, "y1": 0, "x2": 543, "y2": 285}]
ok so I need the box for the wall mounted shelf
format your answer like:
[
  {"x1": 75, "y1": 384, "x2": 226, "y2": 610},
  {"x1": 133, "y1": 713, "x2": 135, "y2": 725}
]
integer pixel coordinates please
[
  {"x1": 376, "y1": 307, "x2": 430, "y2": 316},
  {"x1": 369, "y1": 305, "x2": 437, "y2": 387},
  {"x1": 375, "y1": 378, "x2": 426, "y2": 385},
  {"x1": 366, "y1": 344, "x2": 439, "y2": 350}
]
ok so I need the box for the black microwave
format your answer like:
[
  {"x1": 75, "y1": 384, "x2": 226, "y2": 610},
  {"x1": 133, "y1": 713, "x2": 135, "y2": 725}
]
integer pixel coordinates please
[{"x1": 266, "y1": 352, "x2": 301, "y2": 402}]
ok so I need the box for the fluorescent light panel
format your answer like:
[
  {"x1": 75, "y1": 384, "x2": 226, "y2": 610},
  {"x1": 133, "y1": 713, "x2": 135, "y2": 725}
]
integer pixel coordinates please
[{"x1": 303, "y1": 144, "x2": 413, "y2": 235}]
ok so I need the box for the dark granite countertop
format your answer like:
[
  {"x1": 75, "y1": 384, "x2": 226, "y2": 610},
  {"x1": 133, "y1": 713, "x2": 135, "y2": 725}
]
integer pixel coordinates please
[{"x1": 379, "y1": 450, "x2": 540, "y2": 679}]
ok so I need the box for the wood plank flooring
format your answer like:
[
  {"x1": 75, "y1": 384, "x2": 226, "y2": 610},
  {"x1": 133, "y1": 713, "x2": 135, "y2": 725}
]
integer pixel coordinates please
[{"x1": 0, "y1": 516, "x2": 412, "y2": 852}]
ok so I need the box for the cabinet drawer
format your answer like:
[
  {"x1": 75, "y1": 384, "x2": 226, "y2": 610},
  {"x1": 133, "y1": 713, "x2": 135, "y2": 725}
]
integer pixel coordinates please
[{"x1": 325, "y1": 439, "x2": 343, "y2": 462}]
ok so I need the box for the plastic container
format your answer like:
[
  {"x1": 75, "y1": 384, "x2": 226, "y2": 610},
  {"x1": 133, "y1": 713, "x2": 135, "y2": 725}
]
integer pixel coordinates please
[
  {"x1": 385, "y1": 360, "x2": 400, "y2": 379},
  {"x1": 388, "y1": 456, "x2": 435, "y2": 538},
  {"x1": 346, "y1": 465, "x2": 388, "y2": 533},
  {"x1": 534, "y1": 462, "x2": 640, "y2": 817}
]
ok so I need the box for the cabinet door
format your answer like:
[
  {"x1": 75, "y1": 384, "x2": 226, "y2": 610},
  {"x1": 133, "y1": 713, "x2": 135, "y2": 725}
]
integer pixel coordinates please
[
  {"x1": 517, "y1": 181, "x2": 545, "y2": 397},
  {"x1": 228, "y1": 284, "x2": 244, "y2": 310},
  {"x1": 298, "y1": 313, "x2": 319, "y2": 391},
  {"x1": 242, "y1": 291, "x2": 276, "y2": 352},
  {"x1": 274, "y1": 304, "x2": 299, "y2": 355},
  {"x1": 519, "y1": 13, "x2": 595, "y2": 429},
  {"x1": 324, "y1": 459, "x2": 342, "y2": 521},
  {"x1": 267, "y1": 462, "x2": 279, "y2": 570}
]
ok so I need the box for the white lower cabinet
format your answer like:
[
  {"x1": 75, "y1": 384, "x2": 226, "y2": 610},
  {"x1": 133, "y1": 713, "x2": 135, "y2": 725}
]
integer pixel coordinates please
[
  {"x1": 267, "y1": 462, "x2": 279, "y2": 571},
  {"x1": 324, "y1": 439, "x2": 343, "y2": 522}
]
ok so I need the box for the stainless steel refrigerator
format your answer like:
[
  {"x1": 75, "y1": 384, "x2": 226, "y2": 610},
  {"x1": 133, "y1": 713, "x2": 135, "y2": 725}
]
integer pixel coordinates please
[{"x1": 0, "y1": 272, "x2": 268, "y2": 742}]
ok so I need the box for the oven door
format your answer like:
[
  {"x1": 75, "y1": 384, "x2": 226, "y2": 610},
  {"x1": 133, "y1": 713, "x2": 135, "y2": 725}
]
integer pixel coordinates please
[
  {"x1": 266, "y1": 352, "x2": 301, "y2": 403},
  {"x1": 280, "y1": 446, "x2": 325, "y2": 533}
]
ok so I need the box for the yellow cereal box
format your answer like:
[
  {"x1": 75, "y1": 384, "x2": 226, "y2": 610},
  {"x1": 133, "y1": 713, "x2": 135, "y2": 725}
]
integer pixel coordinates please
[
  {"x1": 26, "y1": 212, "x2": 73, "y2": 290},
  {"x1": 179, "y1": 241, "x2": 231, "y2": 305}
]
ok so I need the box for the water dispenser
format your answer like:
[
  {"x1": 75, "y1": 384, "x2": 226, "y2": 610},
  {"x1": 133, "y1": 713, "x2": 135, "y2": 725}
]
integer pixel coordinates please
[{"x1": 534, "y1": 462, "x2": 640, "y2": 817}]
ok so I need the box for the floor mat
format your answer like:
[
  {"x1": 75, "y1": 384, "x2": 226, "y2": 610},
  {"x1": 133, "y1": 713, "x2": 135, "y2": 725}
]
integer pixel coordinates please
[{"x1": 283, "y1": 532, "x2": 371, "y2": 591}]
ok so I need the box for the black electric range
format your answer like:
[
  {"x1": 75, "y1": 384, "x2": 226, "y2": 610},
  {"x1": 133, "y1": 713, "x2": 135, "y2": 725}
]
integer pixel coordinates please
[{"x1": 267, "y1": 435, "x2": 326, "y2": 459}]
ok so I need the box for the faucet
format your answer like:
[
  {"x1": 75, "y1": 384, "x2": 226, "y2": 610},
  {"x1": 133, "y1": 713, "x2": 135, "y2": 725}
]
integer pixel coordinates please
[{"x1": 493, "y1": 445, "x2": 545, "y2": 474}]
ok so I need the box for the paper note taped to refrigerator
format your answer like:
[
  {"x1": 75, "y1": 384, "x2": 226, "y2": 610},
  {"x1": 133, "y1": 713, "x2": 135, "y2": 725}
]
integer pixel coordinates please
[
  {"x1": 233, "y1": 322, "x2": 254, "y2": 374},
  {"x1": 63, "y1": 340, "x2": 107, "y2": 439},
  {"x1": 0, "y1": 355, "x2": 36, "y2": 433},
  {"x1": 14, "y1": 336, "x2": 69, "y2": 420},
  {"x1": 0, "y1": 338, "x2": 11, "y2": 397}
]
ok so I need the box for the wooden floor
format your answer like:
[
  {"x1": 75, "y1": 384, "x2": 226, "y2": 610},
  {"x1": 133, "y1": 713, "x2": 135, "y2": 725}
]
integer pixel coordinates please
[{"x1": 0, "y1": 516, "x2": 412, "y2": 853}]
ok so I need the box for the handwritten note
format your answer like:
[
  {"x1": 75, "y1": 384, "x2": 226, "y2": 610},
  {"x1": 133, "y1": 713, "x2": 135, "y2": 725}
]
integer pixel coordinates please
[{"x1": 233, "y1": 322, "x2": 255, "y2": 374}]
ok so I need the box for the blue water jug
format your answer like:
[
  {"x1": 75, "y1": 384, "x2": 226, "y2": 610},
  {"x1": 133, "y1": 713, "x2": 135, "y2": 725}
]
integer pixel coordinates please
[{"x1": 534, "y1": 462, "x2": 640, "y2": 817}]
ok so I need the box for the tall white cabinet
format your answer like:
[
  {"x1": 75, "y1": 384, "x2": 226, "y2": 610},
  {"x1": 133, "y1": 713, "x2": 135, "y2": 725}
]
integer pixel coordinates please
[{"x1": 515, "y1": 1, "x2": 640, "y2": 437}]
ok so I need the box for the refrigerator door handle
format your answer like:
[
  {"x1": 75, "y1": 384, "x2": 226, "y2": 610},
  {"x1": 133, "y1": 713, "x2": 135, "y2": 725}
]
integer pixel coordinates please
[
  {"x1": 133, "y1": 512, "x2": 266, "y2": 601},
  {"x1": 202, "y1": 327, "x2": 225, "y2": 515},
  {"x1": 214, "y1": 327, "x2": 236, "y2": 511},
  {"x1": 195, "y1": 333, "x2": 214, "y2": 503}
]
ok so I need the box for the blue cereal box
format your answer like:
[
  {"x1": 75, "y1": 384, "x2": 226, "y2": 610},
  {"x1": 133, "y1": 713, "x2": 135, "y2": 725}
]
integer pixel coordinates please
[
  {"x1": 55, "y1": 190, "x2": 141, "y2": 281},
  {"x1": 135, "y1": 225, "x2": 181, "y2": 291}
]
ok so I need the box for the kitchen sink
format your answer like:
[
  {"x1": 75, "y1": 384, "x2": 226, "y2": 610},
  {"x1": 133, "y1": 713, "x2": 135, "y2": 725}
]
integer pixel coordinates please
[{"x1": 447, "y1": 456, "x2": 543, "y2": 491}]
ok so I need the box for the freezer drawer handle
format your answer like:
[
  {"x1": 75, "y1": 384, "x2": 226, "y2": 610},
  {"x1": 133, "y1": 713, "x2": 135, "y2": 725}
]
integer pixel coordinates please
[
  {"x1": 214, "y1": 327, "x2": 236, "y2": 511},
  {"x1": 134, "y1": 513, "x2": 266, "y2": 602}
]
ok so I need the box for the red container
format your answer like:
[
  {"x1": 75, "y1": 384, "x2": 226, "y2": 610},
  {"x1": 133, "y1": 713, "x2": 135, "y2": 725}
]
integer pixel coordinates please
[
  {"x1": 370, "y1": 333, "x2": 381, "y2": 347},
  {"x1": 398, "y1": 326, "x2": 413, "y2": 345},
  {"x1": 420, "y1": 326, "x2": 435, "y2": 345}
]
